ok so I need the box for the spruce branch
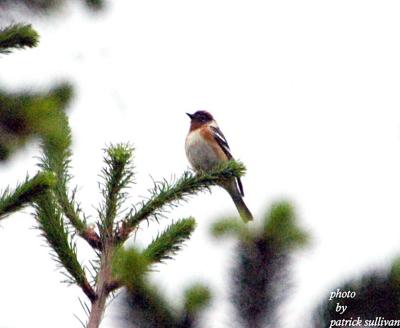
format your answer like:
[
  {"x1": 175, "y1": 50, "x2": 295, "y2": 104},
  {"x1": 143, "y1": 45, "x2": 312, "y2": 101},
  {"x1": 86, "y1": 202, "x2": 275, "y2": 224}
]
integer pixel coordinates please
[
  {"x1": 113, "y1": 248, "x2": 177, "y2": 328},
  {"x1": 264, "y1": 201, "x2": 309, "y2": 251},
  {"x1": 98, "y1": 144, "x2": 134, "y2": 238},
  {"x1": 0, "y1": 24, "x2": 39, "y2": 54},
  {"x1": 178, "y1": 284, "x2": 212, "y2": 328},
  {"x1": 0, "y1": 171, "x2": 56, "y2": 220},
  {"x1": 117, "y1": 279, "x2": 211, "y2": 328},
  {"x1": 232, "y1": 237, "x2": 288, "y2": 328},
  {"x1": 0, "y1": 84, "x2": 73, "y2": 161},
  {"x1": 212, "y1": 201, "x2": 309, "y2": 328},
  {"x1": 120, "y1": 160, "x2": 246, "y2": 241},
  {"x1": 39, "y1": 107, "x2": 101, "y2": 249},
  {"x1": 143, "y1": 218, "x2": 196, "y2": 264},
  {"x1": 111, "y1": 246, "x2": 149, "y2": 290},
  {"x1": 183, "y1": 283, "x2": 212, "y2": 313},
  {"x1": 108, "y1": 218, "x2": 195, "y2": 294},
  {"x1": 85, "y1": 0, "x2": 104, "y2": 10},
  {"x1": 124, "y1": 283, "x2": 177, "y2": 328},
  {"x1": 34, "y1": 193, "x2": 96, "y2": 302},
  {"x1": 0, "y1": 0, "x2": 105, "y2": 12},
  {"x1": 210, "y1": 217, "x2": 250, "y2": 240}
]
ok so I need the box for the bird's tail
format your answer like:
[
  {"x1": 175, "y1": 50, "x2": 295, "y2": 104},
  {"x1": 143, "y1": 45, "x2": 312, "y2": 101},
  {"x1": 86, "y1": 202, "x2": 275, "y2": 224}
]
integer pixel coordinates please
[
  {"x1": 233, "y1": 196, "x2": 253, "y2": 222},
  {"x1": 226, "y1": 184, "x2": 253, "y2": 222}
]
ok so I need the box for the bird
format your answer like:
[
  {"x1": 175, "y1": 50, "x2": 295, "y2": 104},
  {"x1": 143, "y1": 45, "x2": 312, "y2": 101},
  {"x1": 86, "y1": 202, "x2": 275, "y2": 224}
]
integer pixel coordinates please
[{"x1": 185, "y1": 110, "x2": 253, "y2": 222}]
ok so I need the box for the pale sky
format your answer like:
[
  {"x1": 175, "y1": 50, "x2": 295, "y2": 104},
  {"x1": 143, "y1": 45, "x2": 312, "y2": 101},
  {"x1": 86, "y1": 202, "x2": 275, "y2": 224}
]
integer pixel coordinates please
[{"x1": 1, "y1": 1, "x2": 400, "y2": 327}]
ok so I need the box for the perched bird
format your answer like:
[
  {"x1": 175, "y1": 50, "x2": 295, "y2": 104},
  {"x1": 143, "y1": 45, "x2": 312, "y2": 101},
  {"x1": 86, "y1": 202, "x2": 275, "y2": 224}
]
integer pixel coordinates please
[{"x1": 185, "y1": 110, "x2": 253, "y2": 222}]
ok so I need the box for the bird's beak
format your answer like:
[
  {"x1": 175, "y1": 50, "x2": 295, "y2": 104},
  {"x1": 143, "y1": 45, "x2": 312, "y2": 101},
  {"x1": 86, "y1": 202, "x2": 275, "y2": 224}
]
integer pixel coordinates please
[{"x1": 186, "y1": 112, "x2": 193, "y2": 119}]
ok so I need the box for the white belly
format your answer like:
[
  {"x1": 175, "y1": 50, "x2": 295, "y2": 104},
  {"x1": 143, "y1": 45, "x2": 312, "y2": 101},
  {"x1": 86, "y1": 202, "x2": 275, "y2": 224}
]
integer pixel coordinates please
[{"x1": 185, "y1": 130, "x2": 221, "y2": 171}]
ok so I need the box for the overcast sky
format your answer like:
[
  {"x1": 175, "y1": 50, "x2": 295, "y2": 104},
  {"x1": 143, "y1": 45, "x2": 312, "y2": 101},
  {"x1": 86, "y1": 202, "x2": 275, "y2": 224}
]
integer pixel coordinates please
[{"x1": 1, "y1": 1, "x2": 400, "y2": 327}]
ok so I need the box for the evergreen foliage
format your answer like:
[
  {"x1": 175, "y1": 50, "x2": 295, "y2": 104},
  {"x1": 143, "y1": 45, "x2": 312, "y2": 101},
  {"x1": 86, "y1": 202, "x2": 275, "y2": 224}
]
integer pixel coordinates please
[
  {"x1": 35, "y1": 193, "x2": 97, "y2": 302},
  {"x1": 29, "y1": 108, "x2": 246, "y2": 327},
  {"x1": 211, "y1": 201, "x2": 309, "y2": 328},
  {"x1": 143, "y1": 218, "x2": 196, "y2": 264},
  {"x1": 124, "y1": 160, "x2": 246, "y2": 235},
  {"x1": 178, "y1": 283, "x2": 212, "y2": 328},
  {"x1": 122, "y1": 282, "x2": 180, "y2": 328},
  {"x1": 183, "y1": 283, "x2": 212, "y2": 315},
  {"x1": 0, "y1": 19, "x2": 67, "y2": 221},
  {"x1": 0, "y1": 171, "x2": 56, "y2": 220},
  {"x1": 119, "y1": 281, "x2": 212, "y2": 328},
  {"x1": 0, "y1": 24, "x2": 38, "y2": 54},
  {"x1": 84, "y1": 0, "x2": 103, "y2": 10},
  {"x1": 0, "y1": 83, "x2": 73, "y2": 161},
  {"x1": 117, "y1": 201, "x2": 308, "y2": 328},
  {"x1": 115, "y1": 263, "x2": 212, "y2": 328},
  {"x1": 112, "y1": 246, "x2": 149, "y2": 288},
  {"x1": 0, "y1": 0, "x2": 104, "y2": 12},
  {"x1": 98, "y1": 144, "x2": 134, "y2": 239}
]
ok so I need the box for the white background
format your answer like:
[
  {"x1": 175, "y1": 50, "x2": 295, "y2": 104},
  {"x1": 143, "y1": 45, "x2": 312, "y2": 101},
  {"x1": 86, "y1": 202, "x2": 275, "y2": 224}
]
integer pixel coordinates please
[{"x1": 1, "y1": 1, "x2": 400, "y2": 327}]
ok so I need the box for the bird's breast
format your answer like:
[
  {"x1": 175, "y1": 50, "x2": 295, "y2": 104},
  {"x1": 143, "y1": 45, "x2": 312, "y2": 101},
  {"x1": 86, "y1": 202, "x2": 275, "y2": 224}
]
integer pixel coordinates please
[{"x1": 185, "y1": 130, "x2": 222, "y2": 172}]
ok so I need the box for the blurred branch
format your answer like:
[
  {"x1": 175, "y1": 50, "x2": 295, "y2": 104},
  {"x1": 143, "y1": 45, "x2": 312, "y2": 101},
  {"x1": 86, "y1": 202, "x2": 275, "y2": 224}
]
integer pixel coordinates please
[
  {"x1": 0, "y1": 0, "x2": 105, "y2": 12},
  {"x1": 178, "y1": 284, "x2": 212, "y2": 328},
  {"x1": 111, "y1": 246, "x2": 149, "y2": 289},
  {"x1": 85, "y1": 0, "x2": 104, "y2": 10},
  {"x1": 183, "y1": 283, "x2": 212, "y2": 314},
  {"x1": 124, "y1": 283, "x2": 177, "y2": 328},
  {"x1": 114, "y1": 252, "x2": 211, "y2": 328},
  {"x1": 232, "y1": 237, "x2": 288, "y2": 328},
  {"x1": 264, "y1": 201, "x2": 309, "y2": 251},
  {"x1": 211, "y1": 217, "x2": 249, "y2": 239},
  {"x1": 0, "y1": 84, "x2": 72, "y2": 160},
  {"x1": 0, "y1": 24, "x2": 38, "y2": 54},
  {"x1": 212, "y1": 201, "x2": 309, "y2": 328}
]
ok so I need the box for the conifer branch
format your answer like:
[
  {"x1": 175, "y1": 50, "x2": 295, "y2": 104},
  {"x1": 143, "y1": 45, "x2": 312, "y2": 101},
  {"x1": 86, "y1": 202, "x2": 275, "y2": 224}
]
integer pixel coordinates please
[
  {"x1": 0, "y1": 84, "x2": 73, "y2": 161},
  {"x1": 183, "y1": 284, "x2": 212, "y2": 314},
  {"x1": 125, "y1": 282, "x2": 177, "y2": 328},
  {"x1": 114, "y1": 258, "x2": 178, "y2": 328},
  {"x1": 143, "y1": 218, "x2": 196, "y2": 264},
  {"x1": 39, "y1": 109, "x2": 101, "y2": 249},
  {"x1": 213, "y1": 201, "x2": 309, "y2": 328},
  {"x1": 108, "y1": 219, "x2": 195, "y2": 293},
  {"x1": 263, "y1": 201, "x2": 309, "y2": 251},
  {"x1": 85, "y1": 0, "x2": 104, "y2": 10},
  {"x1": 34, "y1": 193, "x2": 96, "y2": 302},
  {"x1": 98, "y1": 144, "x2": 134, "y2": 238},
  {"x1": 210, "y1": 218, "x2": 250, "y2": 240},
  {"x1": 0, "y1": 0, "x2": 105, "y2": 12},
  {"x1": 117, "y1": 279, "x2": 211, "y2": 328},
  {"x1": 120, "y1": 160, "x2": 246, "y2": 241},
  {"x1": 0, "y1": 171, "x2": 56, "y2": 220},
  {"x1": 0, "y1": 24, "x2": 39, "y2": 54},
  {"x1": 178, "y1": 284, "x2": 212, "y2": 328},
  {"x1": 111, "y1": 246, "x2": 149, "y2": 288}
]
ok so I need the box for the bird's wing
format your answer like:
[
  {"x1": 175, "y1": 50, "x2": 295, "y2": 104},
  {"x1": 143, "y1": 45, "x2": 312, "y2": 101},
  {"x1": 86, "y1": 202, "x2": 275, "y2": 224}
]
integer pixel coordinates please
[
  {"x1": 210, "y1": 125, "x2": 244, "y2": 196},
  {"x1": 210, "y1": 126, "x2": 232, "y2": 159}
]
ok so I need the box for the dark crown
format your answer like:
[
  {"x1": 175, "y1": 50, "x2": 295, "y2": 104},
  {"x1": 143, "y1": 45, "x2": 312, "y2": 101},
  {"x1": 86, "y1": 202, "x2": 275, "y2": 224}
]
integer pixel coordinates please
[{"x1": 187, "y1": 110, "x2": 214, "y2": 122}]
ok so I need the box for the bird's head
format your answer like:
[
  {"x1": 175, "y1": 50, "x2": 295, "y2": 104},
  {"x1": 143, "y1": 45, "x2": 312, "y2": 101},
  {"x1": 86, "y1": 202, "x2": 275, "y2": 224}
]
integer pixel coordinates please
[{"x1": 186, "y1": 111, "x2": 214, "y2": 130}]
